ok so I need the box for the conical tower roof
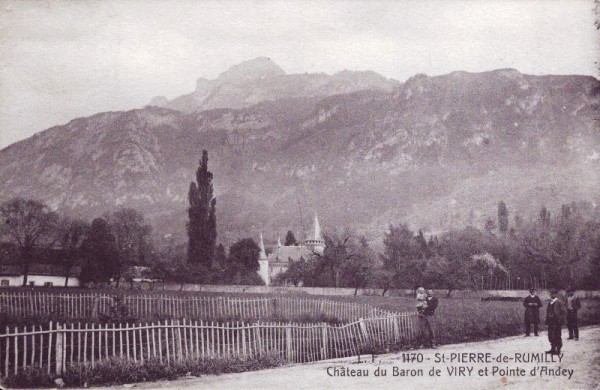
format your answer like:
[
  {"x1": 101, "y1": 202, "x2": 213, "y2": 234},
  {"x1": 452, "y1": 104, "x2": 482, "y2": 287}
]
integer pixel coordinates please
[
  {"x1": 259, "y1": 232, "x2": 267, "y2": 260},
  {"x1": 312, "y1": 213, "x2": 323, "y2": 241}
]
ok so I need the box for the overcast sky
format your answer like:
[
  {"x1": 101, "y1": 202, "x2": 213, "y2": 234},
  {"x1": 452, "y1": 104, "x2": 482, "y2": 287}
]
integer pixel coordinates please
[{"x1": 0, "y1": 0, "x2": 598, "y2": 148}]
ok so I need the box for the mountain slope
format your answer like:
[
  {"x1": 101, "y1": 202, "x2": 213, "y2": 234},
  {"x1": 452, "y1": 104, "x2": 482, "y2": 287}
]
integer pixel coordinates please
[{"x1": 1, "y1": 68, "x2": 598, "y2": 245}]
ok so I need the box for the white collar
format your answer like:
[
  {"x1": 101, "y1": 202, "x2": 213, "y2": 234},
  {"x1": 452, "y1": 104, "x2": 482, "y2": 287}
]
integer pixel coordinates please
[{"x1": 550, "y1": 297, "x2": 558, "y2": 303}]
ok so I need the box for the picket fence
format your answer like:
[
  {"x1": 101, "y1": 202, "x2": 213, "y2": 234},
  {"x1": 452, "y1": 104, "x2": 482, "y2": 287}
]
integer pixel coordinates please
[
  {"x1": 0, "y1": 313, "x2": 419, "y2": 378},
  {"x1": 0, "y1": 292, "x2": 391, "y2": 321}
]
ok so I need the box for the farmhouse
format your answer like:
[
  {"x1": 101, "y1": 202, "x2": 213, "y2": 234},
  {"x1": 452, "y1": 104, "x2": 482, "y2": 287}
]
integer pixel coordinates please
[
  {"x1": 0, "y1": 263, "x2": 81, "y2": 287},
  {"x1": 258, "y1": 214, "x2": 325, "y2": 286}
]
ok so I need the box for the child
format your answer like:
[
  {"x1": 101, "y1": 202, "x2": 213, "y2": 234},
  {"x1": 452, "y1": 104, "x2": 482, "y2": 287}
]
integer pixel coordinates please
[{"x1": 416, "y1": 287, "x2": 428, "y2": 314}]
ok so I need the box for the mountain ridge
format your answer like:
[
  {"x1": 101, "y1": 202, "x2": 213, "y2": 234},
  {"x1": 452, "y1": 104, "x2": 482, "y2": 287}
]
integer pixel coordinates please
[
  {"x1": 146, "y1": 57, "x2": 400, "y2": 113},
  {"x1": 1, "y1": 64, "x2": 599, "y2": 246}
]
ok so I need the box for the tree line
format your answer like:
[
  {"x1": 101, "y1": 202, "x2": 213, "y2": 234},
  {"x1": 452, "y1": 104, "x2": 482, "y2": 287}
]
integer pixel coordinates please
[
  {"x1": 276, "y1": 200, "x2": 600, "y2": 294},
  {"x1": 1, "y1": 148, "x2": 599, "y2": 292},
  {"x1": 0, "y1": 150, "x2": 262, "y2": 287}
]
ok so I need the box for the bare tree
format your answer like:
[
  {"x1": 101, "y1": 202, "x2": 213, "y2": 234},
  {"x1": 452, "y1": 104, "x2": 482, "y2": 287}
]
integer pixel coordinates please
[
  {"x1": 104, "y1": 208, "x2": 153, "y2": 286},
  {"x1": 55, "y1": 217, "x2": 89, "y2": 287},
  {"x1": 0, "y1": 198, "x2": 58, "y2": 286}
]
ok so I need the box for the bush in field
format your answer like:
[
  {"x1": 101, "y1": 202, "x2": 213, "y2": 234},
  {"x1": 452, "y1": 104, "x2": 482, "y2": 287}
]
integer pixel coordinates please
[{"x1": 3, "y1": 355, "x2": 286, "y2": 388}]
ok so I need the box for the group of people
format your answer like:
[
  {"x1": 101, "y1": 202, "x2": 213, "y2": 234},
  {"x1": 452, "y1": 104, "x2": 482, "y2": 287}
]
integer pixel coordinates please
[
  {"x1": 415, "y1": 287, "x2": 438, "y2": 348},
  {"x1": 412, "y1": 287, "x2": 583, "y2": 355},
  {"x1": 523, "y1": 288, "x2": 582, "y2": 355}
]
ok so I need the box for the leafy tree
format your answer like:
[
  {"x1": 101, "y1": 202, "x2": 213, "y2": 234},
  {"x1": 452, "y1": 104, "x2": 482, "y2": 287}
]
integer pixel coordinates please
[
  {"x1": 340, "y1": 236, "x2": 376, "y2": 295},
  {"x1": 0, "y1": 198, "x2": 58, "y2": 286},
  {"x1": 169, "y1": 261, "x2": 210, "y2": 290},
  {"x1": 315, "y1": 231, "x2": 356, "y2": 287},
  {"x1": 227, "y1": 238, "x2": 260, "y2": 284},
  {"x1": 56, "y1": 217, "x2": 89, "y2": 287},
  {"x1": 80, "y1": 218, "x2": 119, "y2": 286},
  {"x1": 284, "y1": 230, "x2": 297, "y2": 246},
  {"x1": 381, "y1": 224, "x2": 426, "y2": 290},
  {"x1": 276, "y1": 258, "x2": 312, "y2": 286},
  {"x1": 498, "y1": 201, "x2": 509, "y2": 234},
  {"x1": 211, "y1": 243, "x2": 229, "y2": 283},
  {"x1": 104, "y1": 208, "x2": 153, "y2": 286},
  {"x1": 187, "y1": 150, "x2": 217, "y2": 266},
  {"x1": 370, "y1": 268, "x2": 395, "y2": 296}
]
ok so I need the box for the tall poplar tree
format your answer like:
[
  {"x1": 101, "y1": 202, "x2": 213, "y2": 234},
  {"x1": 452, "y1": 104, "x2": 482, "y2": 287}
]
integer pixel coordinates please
[
  {"x1": 498, "y1": 201, "x2": 509, "y2": 234},
  {"x1": 187, "y1": 150, "x2": 217, "y2": 266}
]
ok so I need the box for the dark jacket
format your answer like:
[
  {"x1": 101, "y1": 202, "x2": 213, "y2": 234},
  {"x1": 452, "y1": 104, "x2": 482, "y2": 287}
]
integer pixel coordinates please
[
  {"x1": 423, "y1": 296, "x2": 438, "y2": 316},
  {"x1": 523, "y1": 295, "x2": 542, "y2": 323},
  {"x1": 566, "y1": 296, "x2": 581, "y2": 312},
  {"x1": 546, "y1": 299, "x2": 566, "y2": 325}
]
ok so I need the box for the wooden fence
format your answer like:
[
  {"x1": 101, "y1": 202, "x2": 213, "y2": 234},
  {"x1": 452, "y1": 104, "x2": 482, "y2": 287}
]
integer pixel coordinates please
[
  {"x1": 0, "y1": 292, "x2": 391, "y2": 321},
  {"x1": 0, "y1": 314, "x2": 419, "y2": 378}
]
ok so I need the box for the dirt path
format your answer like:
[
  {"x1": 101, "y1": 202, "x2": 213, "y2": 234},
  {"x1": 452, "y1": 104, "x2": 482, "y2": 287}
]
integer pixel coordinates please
[{"x1": 95, "y1": 326, "x2": 600, "y2": 390}]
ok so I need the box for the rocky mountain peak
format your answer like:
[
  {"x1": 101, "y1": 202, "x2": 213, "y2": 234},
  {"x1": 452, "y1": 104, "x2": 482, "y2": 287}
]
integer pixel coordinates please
[{"x1": 216, "y1": 57, "x2": 286, "y2": 83}]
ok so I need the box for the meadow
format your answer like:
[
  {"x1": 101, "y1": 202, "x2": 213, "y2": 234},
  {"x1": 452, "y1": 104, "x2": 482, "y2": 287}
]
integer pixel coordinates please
[
  {"x1": 1, "y1": 287, "x2": 599, "y2": 388},
  {"x1": 2, "y1": 287, "x2": 599, "y2": 344},
  {"x1": 344, "y1": 295, "x2": 600, "y2": 344}
]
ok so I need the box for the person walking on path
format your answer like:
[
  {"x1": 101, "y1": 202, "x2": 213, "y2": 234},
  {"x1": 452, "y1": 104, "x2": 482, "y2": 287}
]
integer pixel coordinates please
[
  {"x1": 523, "y1": 287, "x2": 543, "y2": 336},
  {"x1": 566, "y1": 289, "x2": 581, "y2": 341},
  {"x1": 545, "y1": 289, "x2": 566, "y2": 355},
  {"x1": 422, "y1": 289, "x2": 439, "y2": 348}
]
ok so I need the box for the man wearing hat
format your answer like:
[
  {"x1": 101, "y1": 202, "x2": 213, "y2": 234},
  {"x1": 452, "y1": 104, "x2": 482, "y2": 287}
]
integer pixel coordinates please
[
  {"x1": 566, "y1": 289, "x2": 582, "y2": 340},
  {"x1": 523, "y1": 287, "x2": 542, "y2": 336},
  {"x1": 545, "y1": 289, "x2": 566, "y2": 355}
]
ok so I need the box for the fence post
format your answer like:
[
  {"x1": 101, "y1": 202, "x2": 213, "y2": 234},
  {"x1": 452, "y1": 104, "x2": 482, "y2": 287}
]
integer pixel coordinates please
[
  {"x1": 55, "y1": 323, "x2": 64, "y2": 375},
  {"x1": 254, "y1": 324, "x2": 262, "y2": 357},
  {"x1": 321, "y1": 323, "x2": 328, "y2": 360},
  {"x1": 358, "y1": 318, "x2": 369, "y2": 345},
  {"x1": 285, "y1": 324, "x2": 292, "y2": 362},
  {"x1": 392, "y1": 315, "x2": 400, "y2": 341},
  {"x1": 241, "y1": 323, "x2": 247, "y2": 357},
  {"x1": 91, "y1": 297, "x2": 100, "y2": 319}
]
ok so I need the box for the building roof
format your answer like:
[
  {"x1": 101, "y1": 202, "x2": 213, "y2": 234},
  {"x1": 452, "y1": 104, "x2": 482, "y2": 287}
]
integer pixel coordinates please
[
  {"x1": 0, "y1": 264, "x2": 81, "y2": 277},
  {"x1": 267, "y1": 245, "x2": 314, "y2": 263}
]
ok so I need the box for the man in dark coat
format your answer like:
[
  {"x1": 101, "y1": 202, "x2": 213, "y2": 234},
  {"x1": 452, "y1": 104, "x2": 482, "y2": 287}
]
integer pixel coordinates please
[
  {"x1": 545, "y1": 289, "x2": 566, "y2": 355},
  {"x1": 523, "y1": 288, "x2": 542, "y2": 336},
  {"x1": 422, "y1": 289, "x2": 439, "y2": 348},
  {"x1": 566, "y1": 289, "x2": 582, "y2": 340}
]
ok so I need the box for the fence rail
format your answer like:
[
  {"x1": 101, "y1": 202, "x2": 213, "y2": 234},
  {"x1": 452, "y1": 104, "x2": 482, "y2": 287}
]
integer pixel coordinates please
[
  {"x1": 0, "y1": 292, "x2": 392, "y2": 321},
  {"x1": 0, "y1": 314, "x2": 419, "y2": 378}
]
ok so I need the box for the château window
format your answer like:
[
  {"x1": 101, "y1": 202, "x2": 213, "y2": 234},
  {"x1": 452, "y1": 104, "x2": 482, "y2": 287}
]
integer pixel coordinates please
[
  {"x1": 0, "y1": 280, "x2": 8, "y2": 286},
  {"x1": 44, "y1": 282, "x2": 53, "y2": 287}
]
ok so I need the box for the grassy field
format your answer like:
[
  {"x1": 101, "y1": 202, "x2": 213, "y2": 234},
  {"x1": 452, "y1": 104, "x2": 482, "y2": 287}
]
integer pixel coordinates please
[
  {"x1": 348, "y1": 295, "x2": 600, "y2": 345},
  {"x1": 2, "y1": 288, "x2": 599, "y2": 388},
  {"x1": 2, "y1": 287, "x2": 599, "y2": 345}
]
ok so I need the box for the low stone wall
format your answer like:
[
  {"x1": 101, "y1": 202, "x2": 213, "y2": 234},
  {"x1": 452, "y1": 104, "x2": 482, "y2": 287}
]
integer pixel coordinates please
[{"x1": 131, "y1": 282, "x2": 600, "y2": 299}]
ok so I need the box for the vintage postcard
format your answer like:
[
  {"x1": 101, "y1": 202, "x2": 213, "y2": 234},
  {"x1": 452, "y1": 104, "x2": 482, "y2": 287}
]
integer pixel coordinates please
[{"x1": 0, "y1": 1, "x2": 599, "y2": 389}]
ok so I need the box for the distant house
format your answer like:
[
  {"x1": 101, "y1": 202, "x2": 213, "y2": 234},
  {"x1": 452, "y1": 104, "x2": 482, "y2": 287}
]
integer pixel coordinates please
[{"x1": 0, "y1": 263, "x2": 81, "y2": 287}]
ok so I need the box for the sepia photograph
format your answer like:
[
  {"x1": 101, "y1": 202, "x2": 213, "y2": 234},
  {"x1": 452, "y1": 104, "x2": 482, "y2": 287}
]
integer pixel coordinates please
[{"x1": 0, "y1": 0, "x2": 599, "y2": 389}]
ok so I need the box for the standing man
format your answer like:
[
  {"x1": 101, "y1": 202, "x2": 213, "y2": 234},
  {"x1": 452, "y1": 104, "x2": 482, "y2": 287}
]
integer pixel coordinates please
[
  {"x1": 523, "y1": 287, "x2": 543, "y2": 336},
  {"x1": 545, "y1": 289, "x2": 566, "y2": 355},
  {"x1": 423, "y1": 289, "x2": 439, "y2": 348},
  {"x1": 566, "y1": 289, "x2": 581, "y2": 341},
  {"x1": 415, "y1": 287, "x2": 427, "y2": 347}
]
